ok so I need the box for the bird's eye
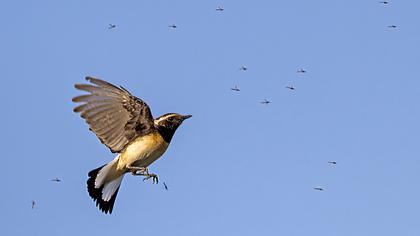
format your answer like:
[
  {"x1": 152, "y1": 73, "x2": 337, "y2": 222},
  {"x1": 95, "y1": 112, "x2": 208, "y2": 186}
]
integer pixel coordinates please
[{"x1": 167, "y1": 117, "x2": 174, "y2": 122}]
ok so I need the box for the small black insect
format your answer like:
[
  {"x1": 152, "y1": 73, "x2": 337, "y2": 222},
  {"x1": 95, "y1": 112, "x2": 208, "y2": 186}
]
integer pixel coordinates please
[
  {"x1": 286, "y1": 86, "x2": 295, "y2": 90},
  {"x1": 297, "y1": 69, "x2": 306, "y2": 73},
  {"x1": 239, "y1": 65, "x2": 248, "y2": 71},
  {"x1": 216, "y1": 6, "x2": 224, "y2": 11},
  {"x1": 51, "y1": 178, "x2": 62, "y2": 182},
  {"x1": 231, "y1": 85, "x2": 240, "y2": 92},
  {"x1": 260, "y1": 99, "x2": 271, "y2": 105}
]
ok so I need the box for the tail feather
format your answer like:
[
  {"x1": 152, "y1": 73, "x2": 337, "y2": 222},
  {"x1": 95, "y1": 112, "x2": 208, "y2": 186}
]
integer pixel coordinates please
[{"x1": 87, "y1": 157, "x2": 124, "y2": 214}]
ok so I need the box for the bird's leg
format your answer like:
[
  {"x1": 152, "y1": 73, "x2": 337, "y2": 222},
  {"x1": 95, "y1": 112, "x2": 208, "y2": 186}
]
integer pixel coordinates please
[
  {"x1": 143, "y1": 172, "x2": 159, "y2": 184},
  {"x1": 126, "y1": 165, "x2": 159, "y2": 184},
  {"x1": 126, "y1": 165, "x2": 148, "y2": 175}
]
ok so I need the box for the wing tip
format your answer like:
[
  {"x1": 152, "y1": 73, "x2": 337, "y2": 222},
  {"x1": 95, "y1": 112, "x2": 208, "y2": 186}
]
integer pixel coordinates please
[
  {"x1": 74, "y1": 84, "x2": 87, "y2": 90},
  {"x1": 72, "y1": 94, "x2": 90, "y2": 103},
  {"x1": 85, "y1": 76, "x2": 96, "y2": 82},
  {"x1": 83, "y1": 76, "x2": 121, "y2": 90}
]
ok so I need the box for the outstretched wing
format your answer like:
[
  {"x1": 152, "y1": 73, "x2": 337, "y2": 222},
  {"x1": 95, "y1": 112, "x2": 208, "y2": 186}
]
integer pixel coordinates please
[{"x1": 73, "y1": 77, "x2": 155, "y2": 153}]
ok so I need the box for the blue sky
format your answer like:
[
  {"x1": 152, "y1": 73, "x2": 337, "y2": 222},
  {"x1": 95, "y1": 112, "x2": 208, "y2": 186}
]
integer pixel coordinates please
[{"x1": 2, "y1": 0, "x2": 420, "y2": 235}]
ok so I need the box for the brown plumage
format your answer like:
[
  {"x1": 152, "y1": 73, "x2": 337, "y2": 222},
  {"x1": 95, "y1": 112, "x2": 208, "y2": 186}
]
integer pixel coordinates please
[
  {"x1": 73, "y1": 77, "x2": 155, "y2": 153},
  {"x1": 73, "y1": 77, "x2": 191, "y2": 214}
]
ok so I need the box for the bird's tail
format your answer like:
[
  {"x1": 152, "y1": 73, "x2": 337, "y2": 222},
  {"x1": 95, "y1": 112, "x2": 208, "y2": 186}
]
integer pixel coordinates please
[{"x1": 87, "y1": 155, "x2": 124, "y2": 214}]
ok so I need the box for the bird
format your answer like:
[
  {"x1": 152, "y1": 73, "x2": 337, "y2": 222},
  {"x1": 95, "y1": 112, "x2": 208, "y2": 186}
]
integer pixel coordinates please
[
  {"x1": 379, "y1": 1, "x2": 389, "y2": 4},
  {"x1": 168, "y1": 24, "x2": 178, "y2": 29},
  {"x1": 260, "y1": 99, "x2": 271, "y2": 105},
  {"x1": 31, "y1": 200, "x2": 36, "y2": 209},
  {"x1": 313, "y1": 187, "x2": 324, "y2": 191},
  {"x1": 231, "y1": 85, "x2": 240, "y2": 91},
  {"x1": 297, "y1": 69, "x2": 306, "y2": 73},
  {"x1": 51, "y1": 178, "x2": 62, "y2": 182},
  {"x1": 216, "y1": 6, "x2": 224, "y2": 11},
  {"x1": 328, "y1": 161, "x2": 337, "y2": 165},
  {"x1": 285, "y1": 86, "x2": 295, "y2": 90},
  {"x1": 72, "y1": 77, "x2": 192, "y2": 214},
  {"x1": 163, "y1": 182, "x2": 168, "y2": 191},
  {"x1": 108, "y1": 24, "x2": 116, "y2": 29},
  {"x1": 388, "y1": 25, "x2": 397, "y2": 28},
  {"x1": 239, "y1": 65, "x2": 248, "y2": 71}
]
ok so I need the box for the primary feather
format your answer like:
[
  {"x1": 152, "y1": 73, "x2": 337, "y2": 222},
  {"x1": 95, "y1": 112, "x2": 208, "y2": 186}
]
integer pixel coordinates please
[{"x1": 73, "y1": 77, "x2": 156, "y2": 153}]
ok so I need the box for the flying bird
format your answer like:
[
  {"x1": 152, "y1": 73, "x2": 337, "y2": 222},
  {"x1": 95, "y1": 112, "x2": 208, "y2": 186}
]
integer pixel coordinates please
[
  {"x1": 297, "y1": 69, "x2": 307, "y2": 73},
  {"x1": 216, "y1": 6, "x2": 224, "y2": 11},
  {"x1": 108, "y1": 24, "x2": 116, "y2": 29},
  {"x1": 31, "y1": 200, "x2": 36, "y2": 209},
  {"x1": 168, "y1": 24, "x2": 178, "y2": 29},
  {"x1": 313, "y1": 187, "x2": 324, "y2": 191},
  {"x1": 285, "y1": 86, "x2": 295, "y2": 90},
  {"x1": 260, "y1": 99, "x2": 271, "y2": 105},
  {"x1": 51, "y1": 178, "x2": 62, "y2": 182},
  {"x1": 231, "y1": 85, "x2": 240, "y2": 91},
  {"x1": 328, "y1": 161, "x2": 337, "y2": 165},
  {"x1": 239, "y1": 65, "x2": 248, "y2": 71},
  {"x1": 388, "y1": 25, "x2": 397, "y2": 28},
  {"x1": 163, "y1": 182, "x2": 168, "y2": 191},
  {"x1": 73, "y1": 77, "x2": 192, "y2": 214},
  {"x1": 379, "y1": 1, "x2": 388, "y2": 4}
]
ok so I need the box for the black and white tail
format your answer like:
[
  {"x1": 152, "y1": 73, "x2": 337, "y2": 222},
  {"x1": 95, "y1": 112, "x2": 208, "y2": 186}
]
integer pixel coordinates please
[{"x1": 87, "y1": 156, "x2": 124, "y2": 214}]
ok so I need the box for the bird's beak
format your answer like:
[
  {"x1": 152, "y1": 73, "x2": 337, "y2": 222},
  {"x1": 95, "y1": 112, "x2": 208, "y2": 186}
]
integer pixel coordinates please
[{"x1": 181, "y1": 114, "x2": 192, "y2": 120}]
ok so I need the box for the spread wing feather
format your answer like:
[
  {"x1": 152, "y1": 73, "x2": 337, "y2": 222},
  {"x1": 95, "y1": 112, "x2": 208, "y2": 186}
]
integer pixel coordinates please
[{"x1": 73, "y1": 77, "x2": 155, "y2": 153}]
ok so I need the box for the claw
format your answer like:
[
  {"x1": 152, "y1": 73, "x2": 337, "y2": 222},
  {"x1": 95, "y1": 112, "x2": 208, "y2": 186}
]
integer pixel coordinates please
[
  {"x1": 127, "y1": 165, "x2": 159, "y2": 184},
  {"x1": 143, "y1": 174, "x2": 159, "y2": 184}
]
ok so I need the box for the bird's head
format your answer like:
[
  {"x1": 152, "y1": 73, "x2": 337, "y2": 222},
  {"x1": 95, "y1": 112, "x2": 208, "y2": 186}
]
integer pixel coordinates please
[{"x1": 154, "y1": 113, "x2": 192, "y2": 131}]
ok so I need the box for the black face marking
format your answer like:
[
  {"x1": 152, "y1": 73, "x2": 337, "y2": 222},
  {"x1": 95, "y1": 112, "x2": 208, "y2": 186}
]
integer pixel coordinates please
[{"x1": 154, "y1": 113, "x2": 189, "y2": 143}]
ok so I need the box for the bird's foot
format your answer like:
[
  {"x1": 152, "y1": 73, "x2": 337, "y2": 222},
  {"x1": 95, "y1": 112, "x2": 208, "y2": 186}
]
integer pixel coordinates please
[
  {"x1": 143, "y1": 173, "x2": 159, "y2": 184},
  {"x1": 127, "y1": 166, "x2": 159, "y2": 184}
]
